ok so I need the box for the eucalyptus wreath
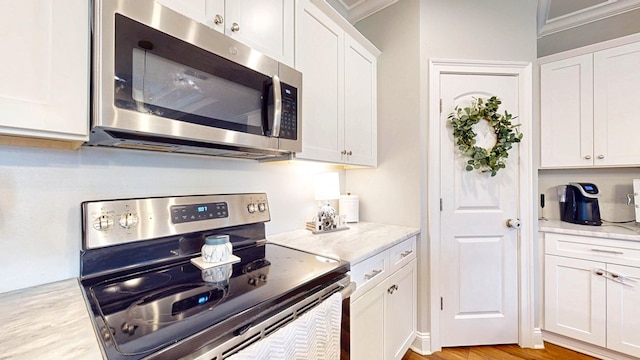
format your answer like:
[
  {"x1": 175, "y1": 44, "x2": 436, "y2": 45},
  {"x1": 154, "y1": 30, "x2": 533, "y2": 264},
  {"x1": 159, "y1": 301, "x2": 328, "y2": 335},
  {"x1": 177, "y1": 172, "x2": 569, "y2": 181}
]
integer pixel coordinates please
[{"x1": 447, "y1": 96, "x2": 522, "y2": 177}]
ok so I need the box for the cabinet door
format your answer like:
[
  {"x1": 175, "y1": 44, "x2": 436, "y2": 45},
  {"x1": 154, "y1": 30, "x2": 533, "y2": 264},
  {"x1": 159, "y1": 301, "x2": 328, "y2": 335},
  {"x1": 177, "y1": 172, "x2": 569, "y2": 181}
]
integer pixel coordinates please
[
  {"x1": 295, "y1": 0, "x2": 344, "y2": 164},
  {"x1": 607, "y1": 264, "x2": 640, "y2": 357},
  {"x1": 351, "y1": 281, "x2": 385, "y2": 360},
  {"x1": 540, "y1": 55, "x2": 593, "y2": 168},
  {"x1": 225, "y1": 0, "x2": 294, "y2": 66},
  {"x1": 0, "y1": 0, "x2": 88, "y2": 145},
  {"x1": 344, "y1": 35, "x2": 377, "y2": 167},
  {"x1": 593, "y1": 42, "x2": 640, "y2": 166},
  {"x1": 156, "y1": 0, "x2": 225, "y2": 32},
  {"x1": 385, "y1": 259, "x2": 416, "y2": 360},
  {"x1": 544, "y1": 255, "x2": 606, "y2": 346}
]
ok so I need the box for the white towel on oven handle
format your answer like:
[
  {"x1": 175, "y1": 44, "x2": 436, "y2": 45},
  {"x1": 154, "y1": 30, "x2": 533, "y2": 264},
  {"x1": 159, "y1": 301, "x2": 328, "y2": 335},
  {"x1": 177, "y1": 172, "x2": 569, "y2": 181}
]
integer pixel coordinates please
[{"x1": 229, "y1": 292, "x2": 342, "y2": 360}]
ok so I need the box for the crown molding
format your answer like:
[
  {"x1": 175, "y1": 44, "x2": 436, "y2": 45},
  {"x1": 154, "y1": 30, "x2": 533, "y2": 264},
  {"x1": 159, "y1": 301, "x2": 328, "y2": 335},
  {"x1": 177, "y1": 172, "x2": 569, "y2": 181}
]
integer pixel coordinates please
[{"x1": 538, "y1": 0, "x2": 640, "y2": 38}]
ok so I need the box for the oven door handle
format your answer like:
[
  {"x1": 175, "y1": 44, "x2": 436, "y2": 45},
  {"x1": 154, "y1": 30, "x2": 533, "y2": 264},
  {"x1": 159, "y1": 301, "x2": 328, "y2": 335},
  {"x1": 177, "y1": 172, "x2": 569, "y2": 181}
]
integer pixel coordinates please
[{"x1": 339, "y1": 281, "x2": 356, "y2": 300}]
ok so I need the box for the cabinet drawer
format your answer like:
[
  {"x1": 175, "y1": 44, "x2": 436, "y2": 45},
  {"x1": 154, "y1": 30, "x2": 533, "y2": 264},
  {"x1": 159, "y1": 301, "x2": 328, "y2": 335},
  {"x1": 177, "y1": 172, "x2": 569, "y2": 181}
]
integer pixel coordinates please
[
  {"x1": 389, "y1": 236, "x2": 416, "y2": 274},
  {"x1": 545, "y1": 233, "x2": 640, "y2": 267},
  {"x1": 351, "y1": 250, "x2": 388, "y2": 300}
]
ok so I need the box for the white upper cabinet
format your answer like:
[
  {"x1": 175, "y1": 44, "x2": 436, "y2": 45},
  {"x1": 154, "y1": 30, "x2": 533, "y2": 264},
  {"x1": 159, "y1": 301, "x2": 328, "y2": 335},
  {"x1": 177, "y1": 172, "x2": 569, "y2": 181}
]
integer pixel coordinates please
[
  {"x1": 344, "y1": 36, "x2": 377, "y2": 166},
  {"x1": 593, "y1": 41, "x2": 640, "y2": 166},
  {"x1": 540, "y1": 40, "x2": 640, "y2": 168},
  {"x1": 156, "y1": 0, "x2": 294, "y2": 66},
  {"x1": 295, "y1": 1, "x2": 344, "y2": 164},
  {"x1": 540, "y1": 55, "x2": 593, "y2": 168},
  {"x1": 0, "y1": 0, "x2": 89, "y2": 149},
  {"x1": 295, "y1": 0, "x2": 379, "y2": 167}
]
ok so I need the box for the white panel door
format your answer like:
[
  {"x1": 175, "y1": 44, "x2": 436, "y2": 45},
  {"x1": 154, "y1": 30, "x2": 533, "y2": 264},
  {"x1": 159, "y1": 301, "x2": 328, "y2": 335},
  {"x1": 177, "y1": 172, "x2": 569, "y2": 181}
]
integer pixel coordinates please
[
  {"x1": 540, "y1": 54, "x2": 593, "y2": 168},
  {"x1": 544, "y1": 255, "x2": 606, "y2": 346},
  {"x1": 351, "y1": 281, "x2": 385, "y2": 360},
  {"x1": 226, "y1": 0, "x2": 294, "y2": 66},
  {"x1": 295, "y1": 0, "x2": 344, "y2": 163},
  {"x1": 385, "y1": 260, "x2": 417, "y2": 360},
  {"x1": 593, "y1": 41, "x2": 640, "y2": 166},
  {"x1": 156, "y1": 0, "x2": 225, "y2": 32},
  {"x1": 344, "y1": 35, "x2": 377, "y2": 167},
  {"x1": 439, "y1": 73, "x2": 520, "y2": 346},
  {"x1": 607, "y1": 264, "x2": 640, "y2": 357}
]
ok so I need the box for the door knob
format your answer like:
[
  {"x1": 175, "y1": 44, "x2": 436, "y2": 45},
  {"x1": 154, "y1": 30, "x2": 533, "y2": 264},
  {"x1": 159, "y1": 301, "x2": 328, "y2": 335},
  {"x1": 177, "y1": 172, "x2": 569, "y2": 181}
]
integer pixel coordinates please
[
  {"x1": 231, "y1": 22, "x2": 240, "y2": 32},
  {"x1": 506, "y1": 218, "x2": 521, "y2": 229},
  {"x1": 214, "y1": 14, "x2": 223, "y2": 25}
]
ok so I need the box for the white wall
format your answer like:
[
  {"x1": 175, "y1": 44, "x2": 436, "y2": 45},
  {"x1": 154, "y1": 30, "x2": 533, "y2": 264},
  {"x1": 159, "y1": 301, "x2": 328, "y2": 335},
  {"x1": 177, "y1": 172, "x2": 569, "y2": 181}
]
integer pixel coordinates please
[
  {"x1": 349, "y1": 0, "x2": 422, "y2": 229},
  {"x1": 0, "y1": 145, "x2": 343, "y2": 293}
]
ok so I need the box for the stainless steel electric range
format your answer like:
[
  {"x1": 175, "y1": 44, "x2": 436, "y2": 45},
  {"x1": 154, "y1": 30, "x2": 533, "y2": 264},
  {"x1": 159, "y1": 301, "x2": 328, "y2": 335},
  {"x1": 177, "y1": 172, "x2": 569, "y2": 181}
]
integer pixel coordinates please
[{"x1": 79, "y1": 193, "x2": 352, "y2": 359}]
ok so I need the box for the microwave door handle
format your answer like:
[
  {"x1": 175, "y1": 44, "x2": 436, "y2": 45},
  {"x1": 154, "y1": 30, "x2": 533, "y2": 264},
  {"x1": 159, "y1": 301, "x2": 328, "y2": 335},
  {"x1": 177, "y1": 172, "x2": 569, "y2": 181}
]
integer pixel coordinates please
[{"x1": 271, "y1": 75, "x2": 282, "y2": 137}]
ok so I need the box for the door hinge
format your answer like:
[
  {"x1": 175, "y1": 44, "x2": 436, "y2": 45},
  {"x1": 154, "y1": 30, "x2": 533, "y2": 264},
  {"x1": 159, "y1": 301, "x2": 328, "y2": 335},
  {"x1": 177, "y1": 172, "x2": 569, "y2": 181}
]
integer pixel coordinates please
[
  {"x1": 439, "y1": 99, "x2": 442, "y2": 114},
  {"x1": 440, "y1": 198, "x2": 443, "y2": 211},
  {"x1": 440, "y1": 297, "x2": 443, "y2": 310}
]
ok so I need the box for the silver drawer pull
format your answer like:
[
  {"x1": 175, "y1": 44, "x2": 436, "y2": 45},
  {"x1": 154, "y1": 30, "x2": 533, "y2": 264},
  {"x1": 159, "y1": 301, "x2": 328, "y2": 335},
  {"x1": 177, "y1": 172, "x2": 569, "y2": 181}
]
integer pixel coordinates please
[
  {"x1": 400, "y1": 250, "x2": 413, "y2": 258},
  {"x1": 591, "y1": 249, "x2": 624, "y2": 255},
  {"x1": 387, "y1": 284, "x2": 398, "y2": 294},
  {"x1": 364, "y1": 269, "x2": 382, "y2": 280}
]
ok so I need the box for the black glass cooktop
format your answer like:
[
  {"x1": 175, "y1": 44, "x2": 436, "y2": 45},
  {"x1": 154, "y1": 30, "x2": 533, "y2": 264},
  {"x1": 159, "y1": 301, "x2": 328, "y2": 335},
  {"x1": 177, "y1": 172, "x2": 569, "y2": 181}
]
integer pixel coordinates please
[{"x1": 82, "y1": 243, "x2": 348, "y2": 359}]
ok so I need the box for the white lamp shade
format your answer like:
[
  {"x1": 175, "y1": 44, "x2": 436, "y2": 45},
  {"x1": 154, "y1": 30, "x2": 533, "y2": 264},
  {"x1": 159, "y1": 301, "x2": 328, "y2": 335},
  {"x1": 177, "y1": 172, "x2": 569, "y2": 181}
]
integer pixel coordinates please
[{"x1": 314, "y1": 172, "x2": 340, "y2": 201}]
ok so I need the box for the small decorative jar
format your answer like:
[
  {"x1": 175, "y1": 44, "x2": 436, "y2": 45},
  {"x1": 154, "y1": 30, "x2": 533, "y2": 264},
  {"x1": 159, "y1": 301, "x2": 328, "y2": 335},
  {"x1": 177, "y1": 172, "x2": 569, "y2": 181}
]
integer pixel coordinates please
[
  {"x1": 201, "y1": 235, "x2": 232, "y2": 263},
  {"x1": 202, "y1": 263, "x2": 233, "y2": 285}
]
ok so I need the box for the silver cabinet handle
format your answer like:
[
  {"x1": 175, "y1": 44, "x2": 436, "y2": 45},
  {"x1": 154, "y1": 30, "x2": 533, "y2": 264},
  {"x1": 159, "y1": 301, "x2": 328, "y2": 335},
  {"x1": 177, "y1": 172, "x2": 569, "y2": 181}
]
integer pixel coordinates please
[
  {"x1": 594, "y1": 268, "x2": 637, "y2": 287},
  {"x1": 387, "y1": 284, "x2": 398, "y2": 294},
  {"x1": 341, "y1": 150, "x2": 347, "y2": 155},
  {"x1": 347, "y1": 150, "x2": 352, "y2": 156},
  {"x1": 591, "y1": 248, "x2": 624, "y2": 255},
  {"x1": 231, "y1": 22, "x2": 240, "y2": 32},
  {"x1": 585, "y1": 155, "x2": 592, "y2": 160},
  {"x1": 597, "y1": 154, "x2": 605, "y2": 160},
  {"x1": 214, "y1": 14, "x2": 223, "y2": 25},
  {"x1": 364, "y1": 269, "x2": 382, "y2": 280},
  {"x1": 401, "y1": 250, "x2": 413, "y2": 258}
]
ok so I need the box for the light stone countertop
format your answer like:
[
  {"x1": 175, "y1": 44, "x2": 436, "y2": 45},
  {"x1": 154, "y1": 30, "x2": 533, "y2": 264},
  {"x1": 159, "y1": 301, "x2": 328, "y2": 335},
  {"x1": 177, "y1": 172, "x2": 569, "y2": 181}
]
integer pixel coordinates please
[
  {"x1": 268, "y1": 222, "x2": 420, "y2": 265},
  {"x1": 0, "y1": 278, "x2": 103, "y2": 360},
  {"x1": 539, "y1": 219, "x2": 640, "y2": 242}
]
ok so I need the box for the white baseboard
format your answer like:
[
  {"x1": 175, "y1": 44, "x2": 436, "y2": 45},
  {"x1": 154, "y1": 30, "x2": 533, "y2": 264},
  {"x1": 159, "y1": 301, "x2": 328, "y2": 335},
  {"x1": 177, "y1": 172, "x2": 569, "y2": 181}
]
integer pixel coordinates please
[
  {"x1": 532, "y1": 328, "x2": 545, "y2": 349},
  {"x1": 409, "y1": 331, "x2": 432, "y2": 355},
  {"x1": 543, "y1": 330, "x2": 638, "y2": 360}
]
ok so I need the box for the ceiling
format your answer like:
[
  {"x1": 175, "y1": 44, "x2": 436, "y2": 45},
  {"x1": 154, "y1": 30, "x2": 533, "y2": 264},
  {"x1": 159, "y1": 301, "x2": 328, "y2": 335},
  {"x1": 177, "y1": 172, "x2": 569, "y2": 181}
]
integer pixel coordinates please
[{"x1": 333, "y1": 0, "x2": 640, "y2": 37}]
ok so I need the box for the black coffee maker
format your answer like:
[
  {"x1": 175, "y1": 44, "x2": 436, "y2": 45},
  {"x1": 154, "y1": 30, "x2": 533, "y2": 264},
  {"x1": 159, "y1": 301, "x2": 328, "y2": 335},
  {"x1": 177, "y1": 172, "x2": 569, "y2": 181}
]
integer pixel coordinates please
[{"x1": 559, "y1": 182, "x2": 602, "y2": 226}]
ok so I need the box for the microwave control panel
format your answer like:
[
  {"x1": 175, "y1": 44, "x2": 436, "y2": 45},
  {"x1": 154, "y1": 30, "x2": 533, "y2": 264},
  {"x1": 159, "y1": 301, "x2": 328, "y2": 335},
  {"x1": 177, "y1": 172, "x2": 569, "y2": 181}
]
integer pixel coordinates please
[{"x1": 280, "y1": 84, "x2": 298, "y2": 140}]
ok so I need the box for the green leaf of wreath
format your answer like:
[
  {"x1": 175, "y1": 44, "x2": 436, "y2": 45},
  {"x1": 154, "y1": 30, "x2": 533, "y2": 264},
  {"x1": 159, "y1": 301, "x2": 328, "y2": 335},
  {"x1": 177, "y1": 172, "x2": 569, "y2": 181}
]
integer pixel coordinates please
[{"x1": 447, "y1": 96, "x2": 522, "y2": 177}]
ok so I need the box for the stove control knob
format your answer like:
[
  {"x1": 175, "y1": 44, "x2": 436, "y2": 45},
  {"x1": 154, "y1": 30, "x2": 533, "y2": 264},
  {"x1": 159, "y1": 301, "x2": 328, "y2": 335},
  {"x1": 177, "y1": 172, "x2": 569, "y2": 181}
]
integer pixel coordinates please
[
  {"x1": 247, "y1": 203, "x2": 257, "y2": 213},
  {"x1": 119, "y1": 213, "x2": 139, "y2": 229},
  {"x1": 257, "y1": 203, "x2": 267, "y2": 212},
  {"x1": 93, "y1": 215, "x2": 114, "y2": 231}
]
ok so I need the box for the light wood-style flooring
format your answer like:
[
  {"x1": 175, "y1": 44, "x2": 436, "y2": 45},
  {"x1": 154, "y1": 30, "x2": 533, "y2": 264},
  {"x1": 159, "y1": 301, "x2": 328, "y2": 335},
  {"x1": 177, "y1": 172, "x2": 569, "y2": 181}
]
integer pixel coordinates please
[{"x1": 402, "y1": 342, "x2": 600, "y2": 360}]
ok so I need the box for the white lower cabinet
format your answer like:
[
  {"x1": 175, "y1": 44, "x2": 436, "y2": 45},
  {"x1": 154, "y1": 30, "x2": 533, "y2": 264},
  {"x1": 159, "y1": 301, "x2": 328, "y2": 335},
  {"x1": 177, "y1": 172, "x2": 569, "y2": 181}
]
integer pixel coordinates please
[
  {"x1": 543, "y1": 232, "x2": 640, "y2": 358},
  {"x1": 607, "y1": 264, "x2": 640, "y2": 357},
  {"x1": 350, "y1": 237, "x2": 417, "y2": 360}
]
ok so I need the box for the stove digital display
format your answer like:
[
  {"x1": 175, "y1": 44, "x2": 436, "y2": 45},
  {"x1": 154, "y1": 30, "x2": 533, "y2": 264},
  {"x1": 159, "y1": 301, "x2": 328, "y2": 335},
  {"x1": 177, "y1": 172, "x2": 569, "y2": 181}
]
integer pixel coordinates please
[
  {"x1": 171, "y1": 288, "x2": 225, "y2": 316},
  {"x1": 171, "y1": 202, "x2": 228, "y2": 223}
]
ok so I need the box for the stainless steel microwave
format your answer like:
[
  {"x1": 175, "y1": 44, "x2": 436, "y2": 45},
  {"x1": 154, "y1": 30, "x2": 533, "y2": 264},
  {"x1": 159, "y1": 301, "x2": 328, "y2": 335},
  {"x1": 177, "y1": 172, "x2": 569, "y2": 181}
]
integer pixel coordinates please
[{"x1": 88, "y1": 0, "x2": 302, "y2": 159}]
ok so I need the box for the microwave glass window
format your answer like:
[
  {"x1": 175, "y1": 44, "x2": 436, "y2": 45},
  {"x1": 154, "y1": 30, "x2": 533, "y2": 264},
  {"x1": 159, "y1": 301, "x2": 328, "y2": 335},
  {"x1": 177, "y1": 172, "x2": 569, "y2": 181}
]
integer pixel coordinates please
[
  {"x1": 114, "y1": 14, "x2": 269, "y2": 136},
  {"x1": 131, "y1": 49, "x2": 262, "y2": 128}
]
